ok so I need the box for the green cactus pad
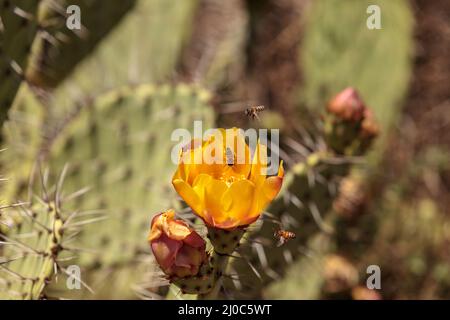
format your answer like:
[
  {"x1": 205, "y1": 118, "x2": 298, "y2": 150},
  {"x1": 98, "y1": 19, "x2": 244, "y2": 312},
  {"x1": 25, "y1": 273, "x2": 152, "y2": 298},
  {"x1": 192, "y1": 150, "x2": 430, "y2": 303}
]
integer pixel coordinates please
[
  {"x1": 0, "y1": 0, "x2": 40, "y2": 128},
  {"x1": 0, "y1": 85, "x2": 46, "y2": 203},
  {"x1": 37, "y1": 0, "x2": 200, "y2": 126},
  {"x1": 300, "y1": 0, "x2": 413, "y2": 139},
  {"x1": 227, "y1": 137, "x2": 370, "y2": 298},
  {"x1": 26, "y1": 0, "x2": 136, "y2": 88},
  {"x1": 0, "y1": 170, "x2": 82, "y2": 300},
  {"x1": 178, "y1": 0, "x2": 247, "y2": 86},
  {"x1": 43, "y1": 83, "x2": 214, "y2": 297}
]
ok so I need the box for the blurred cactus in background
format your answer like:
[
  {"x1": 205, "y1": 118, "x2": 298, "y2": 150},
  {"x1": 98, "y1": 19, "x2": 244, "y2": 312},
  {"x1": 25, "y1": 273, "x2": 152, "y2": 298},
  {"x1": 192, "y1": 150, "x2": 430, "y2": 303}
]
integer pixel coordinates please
[
  {"x1": 0, "y1": 0, "x2": 449, "y2": 300},
  {"x1": 26, "y1": 0, "x2": 136, "y2": 88},
  {"x1": 0, "y1": 0, "x2": 40, "y2": 128}
]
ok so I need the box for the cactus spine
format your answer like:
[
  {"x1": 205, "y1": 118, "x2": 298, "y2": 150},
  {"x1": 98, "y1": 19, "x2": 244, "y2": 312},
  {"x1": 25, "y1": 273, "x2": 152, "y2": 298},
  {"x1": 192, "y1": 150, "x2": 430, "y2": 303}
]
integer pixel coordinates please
[{"x1": 0, "y1": 167, "x2": 84, "y2": 300}]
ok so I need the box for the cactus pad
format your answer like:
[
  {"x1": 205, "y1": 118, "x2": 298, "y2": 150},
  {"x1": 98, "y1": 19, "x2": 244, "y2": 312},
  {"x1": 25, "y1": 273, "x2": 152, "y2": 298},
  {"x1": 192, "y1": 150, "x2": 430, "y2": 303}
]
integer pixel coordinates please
[
  {"x1": 42, "y1": 83, "x2": 214, "y2": 297},
  {"x1": 300, "y1": 0, "x2": 413, "y2": 135},
  {"x1": 0, "y1": 0, "x2": 40, "y2": 127},
  {"x1": 26, "y1": 0, "x2": 136, "y2": 88},
  {"x1": 0, "y1": 168, "x2": 85, "y2": 300}
]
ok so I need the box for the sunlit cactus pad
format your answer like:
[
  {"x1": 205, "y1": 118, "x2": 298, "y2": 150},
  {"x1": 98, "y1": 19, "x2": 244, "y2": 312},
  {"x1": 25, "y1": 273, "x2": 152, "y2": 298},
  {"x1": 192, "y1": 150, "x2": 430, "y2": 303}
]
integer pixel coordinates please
[
  {"x1": 300, "y1": 0, "x2": 413, "y2": 133},
  {"x1": 26, "y1": 0, "x2": 136, "y2": 88},
  {"x1": 46, "y1": 83, "x2": 215, "y2": 269},
  {"x1": 0, "y1": 86, "x2": 45, "y2": 202},
  {"x1": 0, "y1": 169, "x2": 82, "y2": 300}
]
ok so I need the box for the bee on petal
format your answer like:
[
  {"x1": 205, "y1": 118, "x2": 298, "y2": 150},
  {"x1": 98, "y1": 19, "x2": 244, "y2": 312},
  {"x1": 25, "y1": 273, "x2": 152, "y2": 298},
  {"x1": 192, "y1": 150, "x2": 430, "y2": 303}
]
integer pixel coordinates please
[{"x1": 225, "y1": 147, "x2": 235, "y2": 166}]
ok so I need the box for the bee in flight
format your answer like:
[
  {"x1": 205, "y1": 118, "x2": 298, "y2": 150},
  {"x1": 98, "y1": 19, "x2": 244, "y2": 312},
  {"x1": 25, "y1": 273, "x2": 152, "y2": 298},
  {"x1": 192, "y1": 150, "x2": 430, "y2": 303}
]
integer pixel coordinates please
[
  {"x1": 225, "y1": 147, "x2": 235, "y2": 166},
  {"x1": 245, "y1": 105, "x2": 265, "y2": 121},
  {"x1": 274, "y1": 229, "x2": 296, "y2": 247}
]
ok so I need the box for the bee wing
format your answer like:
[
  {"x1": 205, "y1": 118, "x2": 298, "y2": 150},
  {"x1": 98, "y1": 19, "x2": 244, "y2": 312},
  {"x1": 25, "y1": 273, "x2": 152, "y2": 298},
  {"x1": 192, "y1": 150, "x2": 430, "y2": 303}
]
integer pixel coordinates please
[{"x1": 276, "y1": 238, "x2": 285, "y2": 247}]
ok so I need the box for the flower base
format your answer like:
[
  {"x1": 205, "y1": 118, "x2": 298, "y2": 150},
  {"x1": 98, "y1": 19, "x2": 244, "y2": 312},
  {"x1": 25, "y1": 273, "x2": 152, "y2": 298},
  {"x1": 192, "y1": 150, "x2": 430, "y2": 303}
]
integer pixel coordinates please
[
  {"x1": 207, "y1": 227, "x2": 246, "y2": 255},
  {"x1": 171, "y1": 261, "x2": 216, "y2": 295}
]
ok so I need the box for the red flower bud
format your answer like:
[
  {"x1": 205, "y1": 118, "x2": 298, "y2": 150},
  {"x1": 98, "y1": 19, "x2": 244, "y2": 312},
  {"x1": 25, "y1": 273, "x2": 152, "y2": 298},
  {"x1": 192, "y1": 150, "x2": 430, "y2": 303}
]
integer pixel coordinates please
[
  {"x1": 327, "y1": 87, "x2": 366, "y2": 122},
  {"x1": 148, "y1": 210, "x2": 207, "y2": 278},
  {"x1": 361, "y1": 108, "x2": 379, "y2": 138}
]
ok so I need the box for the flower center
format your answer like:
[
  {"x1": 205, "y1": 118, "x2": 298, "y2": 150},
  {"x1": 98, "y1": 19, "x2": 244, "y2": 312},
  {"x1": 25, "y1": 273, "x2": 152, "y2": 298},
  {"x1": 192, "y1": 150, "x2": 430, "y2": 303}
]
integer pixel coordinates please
[{"x1": 219, "y1": 166, "x2": 247, "y2": 186}]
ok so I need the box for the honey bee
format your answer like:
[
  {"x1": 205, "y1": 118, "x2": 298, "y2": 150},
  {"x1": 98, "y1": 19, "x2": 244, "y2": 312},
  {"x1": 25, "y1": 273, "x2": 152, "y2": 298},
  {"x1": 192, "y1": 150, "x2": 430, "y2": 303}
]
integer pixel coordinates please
[
  {"x1": 274, "y1": 229, "x2": 296, "y2": 247},
  {"x1": 245, "y1": 105, "x2": 265, "y2": 121},
  {"x1": 225, "y1": 147, "x2": 235, "y2": 166}
]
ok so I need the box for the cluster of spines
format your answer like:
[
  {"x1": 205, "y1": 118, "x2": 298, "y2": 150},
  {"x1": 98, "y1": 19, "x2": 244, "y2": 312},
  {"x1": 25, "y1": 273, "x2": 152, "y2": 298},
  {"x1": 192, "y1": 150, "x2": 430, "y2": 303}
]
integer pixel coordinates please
[{"x1": 0, "y1": 167, "x2": 90, "y2": 300}]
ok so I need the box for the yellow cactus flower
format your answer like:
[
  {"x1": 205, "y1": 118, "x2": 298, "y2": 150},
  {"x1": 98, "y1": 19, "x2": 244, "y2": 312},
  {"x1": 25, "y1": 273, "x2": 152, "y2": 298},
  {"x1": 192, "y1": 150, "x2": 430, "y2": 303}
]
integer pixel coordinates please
[{"x1": 172, "y1": 128, "x2": 284, "y2": 230}]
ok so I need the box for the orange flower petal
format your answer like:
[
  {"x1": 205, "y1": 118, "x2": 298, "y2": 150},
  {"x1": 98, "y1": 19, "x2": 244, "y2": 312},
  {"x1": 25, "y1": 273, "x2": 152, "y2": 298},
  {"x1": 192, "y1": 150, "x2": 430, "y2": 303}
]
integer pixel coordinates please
[
  {"x1": 166, "y1": 220, "x2": 192, "y2": 241},
  {"x1": 186, "y1": 147, "x2": 204, "y2": 185},
  {"x1": 248, "y1": 161, "x2": 284, "y2": 218},
  {"x1": 262, "y1": 175, "x2": 283, "y2": 201},
  {"x1": 226, "y1": 128, "x2": 252, "y2": 178},
  {"x1": 220, "y1": 180, "x2": 255, "y2": 226},
  {"x1": 200, "y1": 131, "x2": 227, "y2": 178},
  {"x1": 250, "y1": 142, "x2": 268, "y2": 187},
  {"x1": 172, "y1": 179, "x2": 204, "y2": 217},
  {"x1": 278, "y1": 160, "x2": 285, "y2": 177},
  {"x1": 204, "y1": 178, "x2": 228, "y2": 221},
  {"x1": 191, "y1": 174, "x2": 227, "y2": 225},
  {"x1": 192, "y1": 174, "x2": 213, "y2": 202}
]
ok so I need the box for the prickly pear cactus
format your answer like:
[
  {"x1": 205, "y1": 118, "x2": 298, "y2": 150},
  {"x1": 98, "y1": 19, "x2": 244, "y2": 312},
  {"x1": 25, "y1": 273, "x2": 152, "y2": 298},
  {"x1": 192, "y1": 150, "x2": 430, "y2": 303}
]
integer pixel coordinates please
[
  {"x1": 178, "y1": 0, "x2": 247, "y2": 86},
  {"x1": 43, "y1": 83, "x2": 214, "y2": 298},
  {"x1": 226, "y1": 97, "x2": 378, "y2": 298},
  {"x1": 0, "y1": 168, "x2": 83, "y2": 300},
  {"x1": 300, "y1": 0, "x2": 413, "y2": 138},
  {"x1": 37, "y1": 0, "x2": 200, "y2": 121},
  {"x1": 0, "y1": 0, "x2": 41, "y2": 127},
  {"x1": 226, "y1": 150, "x2": 353, "y2": 298},
  {"x1": 26, "y1": 0, "x2": 136, "y2": 88},
  {"x1": 0, "y1": 85, "x2": 46, "y2": 202}
]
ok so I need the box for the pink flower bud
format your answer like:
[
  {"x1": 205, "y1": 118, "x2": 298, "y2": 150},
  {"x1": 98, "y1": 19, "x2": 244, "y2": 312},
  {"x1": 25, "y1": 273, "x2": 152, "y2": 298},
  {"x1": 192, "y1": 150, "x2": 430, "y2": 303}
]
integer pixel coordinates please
[
  {"x1": 148, "y1": 210, "x2": 207, "y2": 278},
  {"x1": 327, "y1": 87, "x2": 366, "y2": 122},
  {"x1": 361, "y1": 108, "x2": 379, "y2": 138}
]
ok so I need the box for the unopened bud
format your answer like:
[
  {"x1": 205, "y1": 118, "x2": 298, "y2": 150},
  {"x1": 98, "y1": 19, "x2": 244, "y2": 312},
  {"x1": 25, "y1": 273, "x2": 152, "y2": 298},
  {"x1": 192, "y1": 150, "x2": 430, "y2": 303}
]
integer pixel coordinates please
[
  {"x1": 327, "y1": 87, "x2": 365, "y2": 122},
  {"x1": 148, "y1": 210, "x2": 207, "y2": 278}
]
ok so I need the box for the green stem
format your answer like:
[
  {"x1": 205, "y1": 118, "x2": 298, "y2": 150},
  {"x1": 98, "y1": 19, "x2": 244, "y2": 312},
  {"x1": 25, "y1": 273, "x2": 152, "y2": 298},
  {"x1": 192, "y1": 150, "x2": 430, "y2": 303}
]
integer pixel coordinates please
[{"x1": 198, "y1": 251, "x2": 230, "y2": 300}]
